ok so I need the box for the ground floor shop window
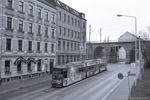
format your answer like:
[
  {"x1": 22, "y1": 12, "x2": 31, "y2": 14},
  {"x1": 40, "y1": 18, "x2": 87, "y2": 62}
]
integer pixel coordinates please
[
  {"x1": 37, "y1": 59, "x2": 41, "y2": 71},
  {"x1": 5, "y1": 60, "x2": 10, "y2": 74}
]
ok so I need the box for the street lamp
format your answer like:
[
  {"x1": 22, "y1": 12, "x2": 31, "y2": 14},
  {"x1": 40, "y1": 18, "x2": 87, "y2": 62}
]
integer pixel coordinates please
[
  {"x1": 117, "y1": 14, "x2": 137, "y2": 62},
  {"x1": 117, "y1": 14, "x2": 138, "y2": 82}
]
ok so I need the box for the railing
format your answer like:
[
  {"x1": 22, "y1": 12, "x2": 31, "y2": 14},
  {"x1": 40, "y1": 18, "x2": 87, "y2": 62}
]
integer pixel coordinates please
[{"x1": 87, "y1": 39, "x2": 142, "y2": 43}]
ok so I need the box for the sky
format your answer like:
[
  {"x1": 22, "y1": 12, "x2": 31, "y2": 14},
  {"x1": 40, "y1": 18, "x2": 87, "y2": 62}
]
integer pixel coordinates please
[{"x1": 60, "y1": 0, "x2": 150, "y2": 42}]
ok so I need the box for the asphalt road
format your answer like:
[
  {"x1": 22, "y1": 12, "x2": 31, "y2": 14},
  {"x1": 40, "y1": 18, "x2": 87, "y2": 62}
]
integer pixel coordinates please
[{"x1": 0, "y1": 62, "x2": 132, "y2": 100}]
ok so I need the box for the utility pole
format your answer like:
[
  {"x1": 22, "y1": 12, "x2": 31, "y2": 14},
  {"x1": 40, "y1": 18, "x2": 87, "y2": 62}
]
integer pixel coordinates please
[
  {"x1": 100, "y1": 28, "x2": 102, "y2": 43},
  {"x1": 139, "y1": 36, "x2": 142, "y2": 80},
  {"x1": 89, "y1": 25, "x2": 91, "y2": 42}
]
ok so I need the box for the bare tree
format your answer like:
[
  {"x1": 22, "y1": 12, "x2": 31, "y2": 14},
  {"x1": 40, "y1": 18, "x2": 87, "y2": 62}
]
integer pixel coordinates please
[{"x1": 139, "y1": 28, "x2": 150, "y2": 68}]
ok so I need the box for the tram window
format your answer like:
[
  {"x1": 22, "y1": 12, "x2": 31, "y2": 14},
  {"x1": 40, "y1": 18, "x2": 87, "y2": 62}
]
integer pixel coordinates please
[
  {"x1": 63, "y1": 71, "x2": 68, "y2": 78},
  {"x1": 79, "y1": 68, "x2": 84, "y2": 72}
]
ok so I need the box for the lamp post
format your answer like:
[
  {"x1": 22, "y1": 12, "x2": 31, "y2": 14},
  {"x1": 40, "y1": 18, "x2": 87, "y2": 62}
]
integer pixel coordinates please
[
  {"x1": 117, "y1": 14, "x2": 137, "y2": 62},
  {"x1": 117, "y1": 14, "x2": 138, "y2": 83}
]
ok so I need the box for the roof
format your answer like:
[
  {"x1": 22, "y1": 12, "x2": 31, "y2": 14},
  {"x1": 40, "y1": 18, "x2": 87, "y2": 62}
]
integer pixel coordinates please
[
  {"x1": 37, "y1": 0, "x2": 56, "y2": 9},
  {"x1": 54, "y1": 0, "x2": 86, "y2": 19}
]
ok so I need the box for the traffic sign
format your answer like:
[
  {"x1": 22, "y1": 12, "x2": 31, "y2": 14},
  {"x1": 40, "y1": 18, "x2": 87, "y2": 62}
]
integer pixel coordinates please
[
  {"x1": 131, "y1": 63, "x2": 135, "y2": 69},
  {"x1": 118, "y1": 73, "x2": 124, "y2": 80},
  {"x1": 128, "y1": 73, "x2": 136, "y2": 76}
]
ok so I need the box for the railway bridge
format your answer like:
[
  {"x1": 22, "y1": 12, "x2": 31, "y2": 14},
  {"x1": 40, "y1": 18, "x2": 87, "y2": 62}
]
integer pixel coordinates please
[{"x1": 86, "y1": 41, "x2": 138, "y2": 63}]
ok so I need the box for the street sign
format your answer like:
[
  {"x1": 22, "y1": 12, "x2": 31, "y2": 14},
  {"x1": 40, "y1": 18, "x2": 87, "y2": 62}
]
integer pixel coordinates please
[
  {"x1": 118, "y1": 73, "x2": 124, "y2": 80},
  {"x1": 131, "y1": 63, "x2": 135, "y2": 69},
  {"x1": 128, "y1": 73, "x2": 136, "y2": 76}
]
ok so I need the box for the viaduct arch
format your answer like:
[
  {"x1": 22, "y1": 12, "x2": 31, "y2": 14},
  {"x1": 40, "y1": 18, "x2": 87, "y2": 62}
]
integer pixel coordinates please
[{"x1": 86, "y1": 41, "x2": 136, "y2": 63}]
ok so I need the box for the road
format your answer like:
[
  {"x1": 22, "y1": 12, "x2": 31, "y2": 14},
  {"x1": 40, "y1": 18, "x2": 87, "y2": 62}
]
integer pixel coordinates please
[{"x1": 0, "y1": 62, "x2": 133, "y2": 100}]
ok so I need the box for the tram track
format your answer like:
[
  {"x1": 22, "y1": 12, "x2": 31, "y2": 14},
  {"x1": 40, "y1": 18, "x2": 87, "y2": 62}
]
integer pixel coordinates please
[{"x1": 31, "y1": 63, "x2": 131, "y2": 100}]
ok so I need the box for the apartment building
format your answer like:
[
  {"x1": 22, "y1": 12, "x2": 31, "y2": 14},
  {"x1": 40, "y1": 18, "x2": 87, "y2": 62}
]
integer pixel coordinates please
[
  {"x1": 0, "y1": 0, "x2": 57, "y2": 82},
  {"x1": 51, "y1": 0, "x2": 87, "y2": 65}
]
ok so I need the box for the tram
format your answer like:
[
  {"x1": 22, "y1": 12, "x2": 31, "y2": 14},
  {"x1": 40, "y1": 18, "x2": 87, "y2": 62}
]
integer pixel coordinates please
[{"x1": 51, "y1": 59, "x2": 107, "y2": 87}]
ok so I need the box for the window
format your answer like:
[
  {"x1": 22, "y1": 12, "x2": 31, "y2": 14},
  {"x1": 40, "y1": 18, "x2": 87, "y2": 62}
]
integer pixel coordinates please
[
  {"x1": 5, "y1": 60, "x2": 10, "y2": 73},
  {"x1": 7, "y1": 0, "x2": 12, "y2": 8},
  {"x1": 38, "y1": 9, "x2": 41, "y2": 18},
  {"x1": 7, "y1": 17, "x2": 12, "y2": 29},
  {"x1": 58, "y1": 26, "x2": 61, "y2": 34},
  {"x1": 45, "y1": 43, "x2": 48, "y2": 52},
  {"x1": 37, "y1": 59, "x2": 41, "y2": 71},
  {"x1": 63, "y1": 27, "x2": 66, "y2": 36},
  {"x1": 71, "y1": 30, "x2": 73, "y2": 37},
  {"x1": 63, "y1": 41, "x2": 65, "y2": 50},
  {"x1": 74, "y1": 43, "x2": 76, "y2": 51},
  {"x1": 37, "y1": 25, "x2": 41, "y2": 35},
  {"x1": 75, "y1": 19, "x2": 77, "y2": 26},
  {"x1": 59, "y1": 11, "x2": 61, "y2": 20},
  {"x1": 63, "y1": 71, "x2": 67, "y2": 78},
  {"x1": 71, "y1": 17, "x2": 73, "y2": 25},
  {"x1": 51, "y1": 44, "x2": 54, "y2": 53},
  {"x1": 68, "y1": 15, "x2": 70, "y2": 23},
  {"x1": 28, "y1": 41, "x2": 32, "y2": 51},
  {"x1": 17, "y1": 61, "x2": 22, "y2": 72},
  {"x1": 52, "y1": 29, "x2": 55, "y2": 38},
  {"x1": 29, "y1": 5, "x2": 33, "y2": 15},
  {"x1": 67, "y1": 42, "x2": 69, "y2": 50},
  {"x1": 19, "y1": 1, "x2": 23, "y2": 12},
  {"x1": 52, "y1": 14, "x2": 55, "y2": 23},
  {"x1": 78, "y1": 32, "x2": 80, "y2": 39},
  {"x1": 75, "y1": 31, "x2": 77, "y2": 38},
  {"x1": 71, "y1": 43, "x2": 73, "y2": 50},
  {"x1": 45, "y1": 12, "x2": 48, "y2": 21},
  {"x1": 45, "y1": 27, "x2": 48, "y2": 36},
  {"x1": 63, "y1": 13, "x2": 66, "y2": 22},
  {"x1": 68, "y1": 29, "x2": 70, "y2": 37},
  {"x1": 58, "y1": 56, "x2": 61, "y2": 65},
  {"x1": 19, "y1": 20, "x2": 23, "y2": 32},
  {"x1": 27, "y1": 62, "x2": 31, "y2": 71},
  {"x1": 78, "y1": 21, "x2": 80, "y2": 27},
  {"x1": 58, "y1": 41, "x2": 61, "y2": 49},
  {"x1": 18, "y1": 40, "x2": 22, "y2": 51},
  {"x1": 6, "y1": 39, "x2": 11, "y2": 51},
  {"x1": 37, "y1": 42, "x2": 40, "y2": 52},
  {"x1": 28, "y1": 23, "x2": 32, "y2": 33}
]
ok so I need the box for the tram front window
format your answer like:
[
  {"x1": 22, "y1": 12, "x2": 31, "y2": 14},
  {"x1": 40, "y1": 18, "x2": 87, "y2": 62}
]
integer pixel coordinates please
[{"x1": 52, "y1": 69, "x2": 63, "y2": 79}]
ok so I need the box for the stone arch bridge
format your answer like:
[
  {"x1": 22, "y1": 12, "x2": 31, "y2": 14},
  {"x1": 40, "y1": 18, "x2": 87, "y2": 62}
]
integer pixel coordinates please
[{"x1": 86, "y1": 41, "x2": 139, "y2": 63}]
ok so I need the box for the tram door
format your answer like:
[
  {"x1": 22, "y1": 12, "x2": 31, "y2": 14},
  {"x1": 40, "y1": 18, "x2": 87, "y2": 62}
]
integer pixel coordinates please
[{"x1": 50, "y1": 60, "x2": 54, "y2": 74}]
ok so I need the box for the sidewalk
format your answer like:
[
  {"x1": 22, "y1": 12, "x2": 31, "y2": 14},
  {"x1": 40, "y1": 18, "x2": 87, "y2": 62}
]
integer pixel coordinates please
[
  {"x1": 104, "y1": 68, "x2": 137, "y2": 100},
  {"x1": 0, "y1": 74, "x2": 52, "y2": 94}
]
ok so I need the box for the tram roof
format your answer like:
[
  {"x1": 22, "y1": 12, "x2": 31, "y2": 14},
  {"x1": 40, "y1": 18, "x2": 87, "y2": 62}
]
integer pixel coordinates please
[{"x1": 54, "y1": 62, "x2": 86, "y2": 69}]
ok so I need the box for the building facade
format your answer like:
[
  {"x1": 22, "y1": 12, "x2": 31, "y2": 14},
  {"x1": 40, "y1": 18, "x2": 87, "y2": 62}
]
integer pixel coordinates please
[
  {"x1": 53, "y1": 0, "x2": 87, "y2": 65},
  {"x1": 0, "y1": 0, "x2": 57, "y2": 82}
]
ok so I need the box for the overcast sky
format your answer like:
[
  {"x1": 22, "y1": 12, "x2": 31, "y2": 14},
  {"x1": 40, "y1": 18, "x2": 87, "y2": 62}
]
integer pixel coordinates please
[{"x1": 60, "y1": 0, "x2": 150, "y2": 42}]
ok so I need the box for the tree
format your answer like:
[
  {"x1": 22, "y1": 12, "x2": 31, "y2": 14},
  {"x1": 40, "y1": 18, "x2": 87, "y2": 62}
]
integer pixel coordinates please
[{"x1": 139, "y1": 28, "x2": 150, "y2": 68}]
